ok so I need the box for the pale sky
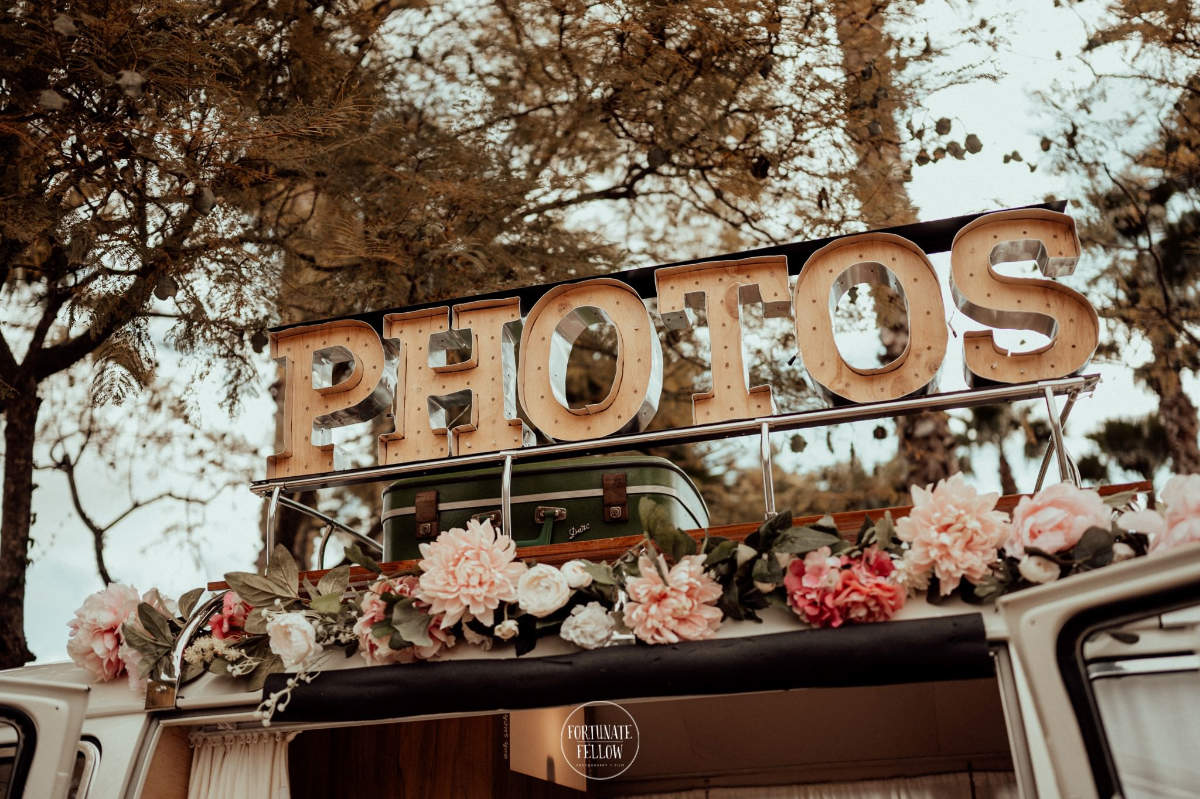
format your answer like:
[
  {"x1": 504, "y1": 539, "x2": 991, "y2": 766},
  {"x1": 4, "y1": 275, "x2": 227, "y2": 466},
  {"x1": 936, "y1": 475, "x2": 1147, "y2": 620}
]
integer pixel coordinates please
[{"x1": 20, "y1": 0, "x2": 1190, "y2": 663}]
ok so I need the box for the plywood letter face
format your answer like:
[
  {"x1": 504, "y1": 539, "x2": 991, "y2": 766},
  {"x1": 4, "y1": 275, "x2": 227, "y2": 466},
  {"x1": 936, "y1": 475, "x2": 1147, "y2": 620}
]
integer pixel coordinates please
[
  {"x1": 655, "y1": 256, "x2": 791, "y2": 424},
  {"x1": 379, "y1": 298, "x2": 527, "y2": 464},
  {"x1": 793, "y1": 233, "x2": 948, "y2": 403},
  {"x1": 268, "y1": 320, "x2": 389, "y2": 479},
  {"x1": 949, "y1": 209, "x2": 1097, "y2": 385},
  {"x1": 518, "y1": 279, "x2": 662, "y2": 441}
]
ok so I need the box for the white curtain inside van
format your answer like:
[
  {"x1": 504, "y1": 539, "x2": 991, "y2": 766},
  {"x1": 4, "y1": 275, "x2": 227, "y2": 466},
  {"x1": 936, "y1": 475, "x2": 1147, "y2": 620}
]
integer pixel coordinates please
[
  {"x1": 622, "y1": 771, "x2": 1018, "y2": 799},
  {"x1": 187, "y1": 729, "x2": 297, "y2": 799}
]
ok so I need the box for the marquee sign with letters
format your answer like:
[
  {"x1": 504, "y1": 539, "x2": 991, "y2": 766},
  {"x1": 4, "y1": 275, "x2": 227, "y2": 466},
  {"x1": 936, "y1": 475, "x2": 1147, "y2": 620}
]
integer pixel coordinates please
[{"x1": 261, "y1": 205, "x2": 1098, "y2": 483}]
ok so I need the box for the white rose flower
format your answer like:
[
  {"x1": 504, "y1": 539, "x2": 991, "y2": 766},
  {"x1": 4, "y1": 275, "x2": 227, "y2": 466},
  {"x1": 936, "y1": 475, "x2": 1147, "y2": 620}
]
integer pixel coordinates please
[
  {"x1": 517, "y1": 564, "x2": 571, "y2": 618},
  {"x1": 561, "y1": 560, "x2": 594, "y2": 589},
  {"x1": 1111, "y1": 542, "x2": 1136, "y2": 563},
  {"x1": 1018, "y1": 554, "x2": 1061, "y2": 585},
  {"x1": 266, "y1": 612, "x2": 322, "y2": 670},
  {"x1": 559, "y1": 602, "x2": 616, "y2": 650},
  {"x1": 753, "y1": 580, "x2": 776, "y2": 595},
  {"x1": 494, "y1": 619, "x2": 519, "y2": 640}
]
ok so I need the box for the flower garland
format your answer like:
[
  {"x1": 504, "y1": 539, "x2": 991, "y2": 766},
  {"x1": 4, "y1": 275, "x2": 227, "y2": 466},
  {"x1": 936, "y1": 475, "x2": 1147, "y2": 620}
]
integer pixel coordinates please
[{"x1": 68, "y1": 474, "x2": 1200, "y2": 716}]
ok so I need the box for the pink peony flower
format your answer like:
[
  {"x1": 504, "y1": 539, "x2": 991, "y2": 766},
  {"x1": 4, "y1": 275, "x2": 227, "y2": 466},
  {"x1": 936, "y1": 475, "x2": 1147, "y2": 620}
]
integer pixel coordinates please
[
  {"x1": 623, "y1": 553, "x2": 723, "y2": 644},
  {"x1": 1119, "y1": 474, "x2": 1200, "y2": 552},
  {"x1": 209, "y1": 591, "x2": 250, "y2": 641},
  {"x1": 416, "y1": 519, "x2": 527, "y2": 628},
  {"x1": 67, "y1": 584, "x2": 140, "y2": 683},
  {"x1": 896, "y1": 474, "x2": 1009, "y2": 595},
  {"x1": 1007, "y1": 482, "x2": 1111, "y2": 556},
  {"x1": 783, "y1": 547, "x2": 905, "y2": 628},
  {"x1": 354, "y1": 576, "x2": 454, "y2": 665}
]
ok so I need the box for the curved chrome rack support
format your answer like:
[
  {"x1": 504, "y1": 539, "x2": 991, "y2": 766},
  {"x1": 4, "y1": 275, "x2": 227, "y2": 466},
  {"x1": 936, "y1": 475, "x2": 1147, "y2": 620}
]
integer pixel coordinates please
[{"x1": 145, "y1": 592, "x2": 229, "y2": 710}]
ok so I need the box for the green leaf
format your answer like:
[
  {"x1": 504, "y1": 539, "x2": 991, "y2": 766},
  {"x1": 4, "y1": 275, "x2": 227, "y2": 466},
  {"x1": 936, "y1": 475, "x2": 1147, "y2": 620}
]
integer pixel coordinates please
[
  {"x1": 754, "y1": 511, "x2": 793, "y2": 551},
  {"x1": 267, "y1": 544, "x2": 300, "y2": 595},
  {"x1": 875, "y1": 512, "x2": 896, "y2": 551},
  {"x1": 206, "y1": 657, "x2": 230, "y2": 676},
  {"x1": 703, "y1": 539, "x2": 738, "y2": 568},
  {"x1": 371, "y1": 620, "x2": 393, "y2": 640},
  {"x1": 751, "y1": 555, "x2": 783, "y2": 586},
  {"x1": 317, "y1": 565, "x2": 351, "y2": 598},
  {"x1": 121, "y1": 621, "x2": 169, "y2": 658},
  {"x1": 224, "y1": 573, "x2": 296, "y2": 608},
  {"x1": 309, "y1": 592, "x2": 344, "y2": 615},
  {"x1": 391, "y1": 598, "x2": 433, "y2": 648},
  {"x1": 772, "y1": 526, "x2": 843, "y2": 555},
  {"x1": 581, "y1": 562, "x2": 616, "y2": 585},
  {"x1": 344, "y1": 543, "x2": 382, "y2": 574},
  {"x1": 855, "y1": 518, "x2": 875, "y2": 548},
  {"x1": 1072, "y1": 527, "x2": 1115, "y2": 570},
  {"x1": 177, "y1": 588, "x2": 204, "y2": 620},
  {"x1": 243, "y1": 607, "x2": 269, "y2": 635},
  {"x1": 650, "y1": 525, "x2": 696, "y2": 563},
  {"x1": 180, "y1": 659, "x2": 206, "y2": 684},
  {"x1": 137, "y1": 603, "x2": 173, "y2": 644},
  {"x1": 814, "y1": 514, "x2": 839, "y2": 533},
  {"x1": 248, "y1": 655, "x2": 283, "y2": 692}
]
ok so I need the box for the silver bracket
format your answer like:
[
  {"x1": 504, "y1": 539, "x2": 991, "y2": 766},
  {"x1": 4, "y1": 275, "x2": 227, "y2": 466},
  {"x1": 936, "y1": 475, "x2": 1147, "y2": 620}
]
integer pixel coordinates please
[
  {"x1": 1039, "y1": 387, "x2": 1081, "y2": 489},
  {"x1": 760, "y1": 421, "x2": 776, "y2": 519},
  {"x1": 501, "y1": 454, "x2": 514, "y2": 536}
]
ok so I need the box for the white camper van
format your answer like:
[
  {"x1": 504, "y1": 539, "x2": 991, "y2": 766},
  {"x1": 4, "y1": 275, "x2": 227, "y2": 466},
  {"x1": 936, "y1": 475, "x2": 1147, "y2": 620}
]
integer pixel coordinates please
[{"x1": 2, "y1": 529, "x2": 1198, "y2": 798}]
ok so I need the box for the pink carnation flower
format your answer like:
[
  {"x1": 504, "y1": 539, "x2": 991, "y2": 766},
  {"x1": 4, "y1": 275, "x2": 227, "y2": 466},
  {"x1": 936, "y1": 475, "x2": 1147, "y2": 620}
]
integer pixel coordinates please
[
  {"x1": 784, "y1": 547, "x2": 905, "y2": 628},
  {"x1": 209, "y1": 591, "x2": 250, "y2": 641},
  {"x1": 354, "y1": 576, "x2": 454, "y2": 665},
  {"x1": 1118, "y1": 474, "x2": 1200, "y2": 552},
  {"x1": 1007, "y1": 482, "x2": 1110, "y2": 556},
  {"x1": 623, "y1": 554, "x2": 723, "y2": 644},
  {"x1": 416, "y1": 519, "x2": 527, "y2": 628},
  {"x1": 67, "y1": 584, "x2": 140, "y2": 683},
  {"x1": 896, "y1": 473, "x2": 1008, "y2": 595}
]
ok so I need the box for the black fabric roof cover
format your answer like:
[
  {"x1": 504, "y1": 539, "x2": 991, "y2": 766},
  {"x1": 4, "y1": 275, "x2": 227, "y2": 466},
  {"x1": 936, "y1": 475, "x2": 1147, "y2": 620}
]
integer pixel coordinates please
[{"x1": 263, "y1": 613, "x2": 992, "y2": 723}]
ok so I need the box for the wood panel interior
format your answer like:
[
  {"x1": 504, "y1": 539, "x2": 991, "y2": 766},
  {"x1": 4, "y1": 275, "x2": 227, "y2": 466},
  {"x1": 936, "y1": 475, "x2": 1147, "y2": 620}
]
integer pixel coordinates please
[{"x1": 138, "y1": 724, "x2": 191, "y2": 799}]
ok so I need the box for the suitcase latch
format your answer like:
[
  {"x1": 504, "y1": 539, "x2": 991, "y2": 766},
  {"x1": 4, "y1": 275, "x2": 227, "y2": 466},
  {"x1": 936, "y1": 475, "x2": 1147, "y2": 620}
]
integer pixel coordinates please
[
  {"x1": 470, "y1": 510, "x2": 502, "y2": 527},
  {"x1": 533, "y1": 506, "x2": 567, "y2": 524},
  {"x1": 414, "y1": 490, "x2": 439, "y2": 540},
  {"x1": 602, "y1": 473, "x2": 628, "y2": 523}
]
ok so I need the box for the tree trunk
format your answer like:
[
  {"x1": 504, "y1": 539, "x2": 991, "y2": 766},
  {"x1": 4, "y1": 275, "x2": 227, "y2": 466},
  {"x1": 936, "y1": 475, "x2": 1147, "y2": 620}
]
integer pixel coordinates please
[
  {"x1": 0, "y1": 389, "x2": 40, "y2": 668},
  {"x1": 1147, "y1": 329, "x2": 1200, "y2": 474},
  {"x1": 835, "y1": 1, "x2": 955, "y2": 489}
]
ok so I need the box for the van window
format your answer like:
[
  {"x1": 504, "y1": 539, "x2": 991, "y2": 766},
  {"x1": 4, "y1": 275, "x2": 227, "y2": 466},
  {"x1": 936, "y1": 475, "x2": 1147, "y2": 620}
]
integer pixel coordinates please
[
  {"x1": 1067, "y1": 596, "x2": 1200, "y2": 798},
  {"x1": 0, "y1": 712, "x2": 36, "y2": 799},
  {"x1": 68, "y1": 739, "x2": 99, "y2": 799}
]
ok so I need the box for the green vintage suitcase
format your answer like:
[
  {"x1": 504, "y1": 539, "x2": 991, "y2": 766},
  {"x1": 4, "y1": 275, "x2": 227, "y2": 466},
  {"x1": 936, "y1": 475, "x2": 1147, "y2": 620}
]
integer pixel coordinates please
[{"x1": 380, "y1": 455, "x2": 709, "y2": 561}]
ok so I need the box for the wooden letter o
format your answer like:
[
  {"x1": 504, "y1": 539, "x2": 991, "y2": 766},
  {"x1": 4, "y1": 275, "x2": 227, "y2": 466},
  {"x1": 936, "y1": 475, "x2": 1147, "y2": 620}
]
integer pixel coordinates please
[
  {"x1": 793, "y1": 233, "x2": 948, "y2": 403},
  {"x1": 518, "y1": 279, "x2": 662, "y2": 441}
]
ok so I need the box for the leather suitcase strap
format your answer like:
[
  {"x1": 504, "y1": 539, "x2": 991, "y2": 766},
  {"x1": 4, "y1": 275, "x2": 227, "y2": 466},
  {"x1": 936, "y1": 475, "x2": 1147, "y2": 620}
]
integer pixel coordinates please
[
  {"x1": 602, "y1": 472, "x2": 628, "y2": 523},
  {"x1": 414, "y1": 490, "x2": 439, "y2": 540}
]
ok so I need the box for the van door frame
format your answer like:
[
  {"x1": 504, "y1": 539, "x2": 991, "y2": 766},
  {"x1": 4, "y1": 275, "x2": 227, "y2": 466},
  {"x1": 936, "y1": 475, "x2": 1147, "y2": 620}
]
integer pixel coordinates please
[
  {"x1": 0, "y1": 677, "x2": 89, "y2": 799},
  {"x1": 999, "y1": 541, "x2": 1200, "y2": 798}
]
